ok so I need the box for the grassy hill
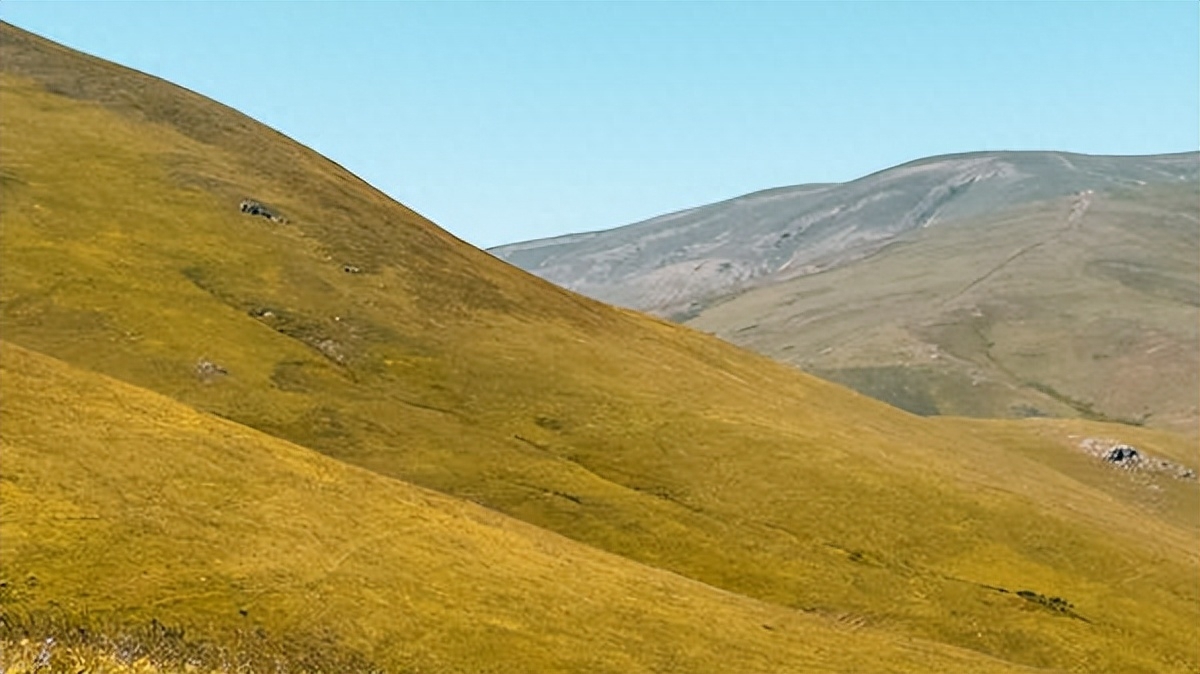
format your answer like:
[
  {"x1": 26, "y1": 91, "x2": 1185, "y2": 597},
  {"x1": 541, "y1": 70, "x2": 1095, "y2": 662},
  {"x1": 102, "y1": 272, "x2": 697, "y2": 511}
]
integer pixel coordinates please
[
  {"x1": 2, "y1": 22, "x2": 1198, "y2": 673},
  {"x1": 686, "y1": 183, "x2": 1199, "y2": 433},
  {"x1": 6, "y1": 340, "x2": 1049, "y2": 674}
]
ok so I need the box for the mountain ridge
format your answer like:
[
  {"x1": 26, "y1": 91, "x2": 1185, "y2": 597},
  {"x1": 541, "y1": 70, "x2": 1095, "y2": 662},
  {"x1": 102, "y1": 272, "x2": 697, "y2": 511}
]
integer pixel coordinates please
[
  {"x1": 491, "y1": 150, "x2": 1199, "y2": 431},
  {"x1": 490, "y1": 149, "x2": 1198, "y2": 319},
  {"x1": 686, "y1": 181, "x2": 1200, "y2": 431}
]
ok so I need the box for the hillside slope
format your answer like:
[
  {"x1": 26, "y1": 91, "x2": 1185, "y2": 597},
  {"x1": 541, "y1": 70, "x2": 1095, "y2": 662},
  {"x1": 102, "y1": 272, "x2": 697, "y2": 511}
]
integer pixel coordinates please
[
  {"x1": 2, "y1": 23, "x2": 1198, "y2": 673},
  {"x1": 687, "y1": 183, "x2": 1200, "y2": 432},
  {"x1": 490, "y1": 151, "x2": 1198, "y2": 319},
  {"x1": 5, "y1": 340, "x2": 1042, "y2": 673}
]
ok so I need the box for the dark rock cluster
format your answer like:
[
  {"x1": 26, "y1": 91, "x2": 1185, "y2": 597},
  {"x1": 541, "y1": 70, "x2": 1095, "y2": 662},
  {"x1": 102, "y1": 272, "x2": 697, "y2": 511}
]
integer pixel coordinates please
[
  {"x1": 1080, "y1": 438, "x2": 1197, "y2": 480},
  {"x1": 239, "y1": 198, "x2": 288, "y2": 224},
  {"x1": 1104, "y1": 445, "x2": 1140, "y2": 465}
]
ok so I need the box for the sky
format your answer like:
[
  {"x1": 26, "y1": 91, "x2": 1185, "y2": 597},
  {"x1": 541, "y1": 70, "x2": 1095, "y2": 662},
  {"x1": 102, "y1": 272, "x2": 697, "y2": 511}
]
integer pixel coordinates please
[{"x1": 2, "y1": 2, "x2": 1197, "y2": 249}]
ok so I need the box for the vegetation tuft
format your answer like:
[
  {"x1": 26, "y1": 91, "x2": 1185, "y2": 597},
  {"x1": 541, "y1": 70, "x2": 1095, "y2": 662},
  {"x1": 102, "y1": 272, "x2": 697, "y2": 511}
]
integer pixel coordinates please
[
  {"x1": 1013, "y1": 591, "x2": 1086, "y2": 621},
  {"x1": 0, "y1": 608, "x2": 384, "y2": 674}
]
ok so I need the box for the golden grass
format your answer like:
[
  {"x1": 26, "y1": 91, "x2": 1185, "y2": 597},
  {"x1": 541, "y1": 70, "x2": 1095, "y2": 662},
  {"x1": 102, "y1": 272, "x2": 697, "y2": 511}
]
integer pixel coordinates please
[
  {"x1": 1, "y1": 22, "x2": 1198, "y2": 673},
  {"x1": 1, "y1": 341, "x2": 1043, "y2": 674}
]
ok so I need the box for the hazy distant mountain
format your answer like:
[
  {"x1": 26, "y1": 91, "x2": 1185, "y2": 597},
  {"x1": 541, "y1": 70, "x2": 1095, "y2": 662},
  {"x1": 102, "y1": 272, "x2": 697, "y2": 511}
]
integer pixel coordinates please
[
  {"x1": 491, "y1": 151, "x2": 1198, "y2": 319},
  {"x1": 689, "y1": 180, "x2": 1200, "y2": 433},
  {"x1": 493, "y1": 152, "x2": 1200, "y2": 432}
]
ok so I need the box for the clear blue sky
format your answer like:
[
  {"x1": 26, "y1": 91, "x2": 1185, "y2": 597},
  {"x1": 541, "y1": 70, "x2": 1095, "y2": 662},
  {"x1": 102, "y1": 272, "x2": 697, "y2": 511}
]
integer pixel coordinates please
[{"x1": 3, "y1": 2, "x2": 1197, "y2": 248}]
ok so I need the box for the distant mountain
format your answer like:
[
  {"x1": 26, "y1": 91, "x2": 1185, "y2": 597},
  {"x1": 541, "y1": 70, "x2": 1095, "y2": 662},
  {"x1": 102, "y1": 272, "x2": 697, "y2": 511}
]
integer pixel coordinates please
[
  {"x1": 493, "y1": 152, "x2": 1200, "y2": 432},
  {"x1": 687, "y1": 180, "x2": 1200, "y2": 433},
  {"x1": 491, "y1": 151, "x2": 1198, "y2": 319},
  {"x1": 3, "y1": 22, "x2": 1198, "y2": 674}
]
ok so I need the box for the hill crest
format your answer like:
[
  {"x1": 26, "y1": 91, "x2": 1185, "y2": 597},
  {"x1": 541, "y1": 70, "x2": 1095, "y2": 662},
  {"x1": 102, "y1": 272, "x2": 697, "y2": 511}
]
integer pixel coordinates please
[{"x1": 490, "y1": 149, "x2": 1199, "y2": 319}]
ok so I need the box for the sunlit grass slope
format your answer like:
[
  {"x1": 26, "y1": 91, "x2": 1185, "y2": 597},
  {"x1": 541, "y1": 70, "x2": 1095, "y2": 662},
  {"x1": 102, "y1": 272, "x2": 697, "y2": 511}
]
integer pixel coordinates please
[
  {"x1": 2, "y1": 23, "x2": 1198, "y2": 672},
  {"x1": 4, "y1": 341, "x2": 1047, "y2": 674},
  {"x1": 931, "y1": 416, "x2": 1199, "y2": 532}
]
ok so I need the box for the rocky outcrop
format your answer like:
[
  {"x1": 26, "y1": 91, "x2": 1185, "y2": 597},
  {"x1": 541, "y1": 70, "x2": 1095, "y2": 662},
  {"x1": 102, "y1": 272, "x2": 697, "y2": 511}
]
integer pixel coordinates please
[
  {"x1": 239, "y1": 198, "x2": 288, "y2": 224},
  {"x1": 1079, "y1": 438, "x2": 1196, "y2": 480}
]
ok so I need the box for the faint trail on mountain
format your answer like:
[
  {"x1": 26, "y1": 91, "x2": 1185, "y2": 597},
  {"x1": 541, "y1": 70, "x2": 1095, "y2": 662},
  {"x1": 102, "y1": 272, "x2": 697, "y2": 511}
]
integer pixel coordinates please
[
  {"x1": 1066, "y1": 190, "x2": 1092, "y2": 228},
  {"x1": 942, "y1": 192, "x2": 1091, "y2": 306}
]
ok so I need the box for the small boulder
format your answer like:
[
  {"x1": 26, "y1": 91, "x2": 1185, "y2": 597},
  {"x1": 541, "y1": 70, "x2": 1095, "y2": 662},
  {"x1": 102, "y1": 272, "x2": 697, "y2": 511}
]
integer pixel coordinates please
[
  {"x1": 195, "y1": 357, "x2": 228, "y2": 381},
  {"x1": 239, "y1": 198, "x2": 287, "y2": 224},
  {"x1": 1104, "y1": 445, "x2": 1140, "y2": 464}
]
